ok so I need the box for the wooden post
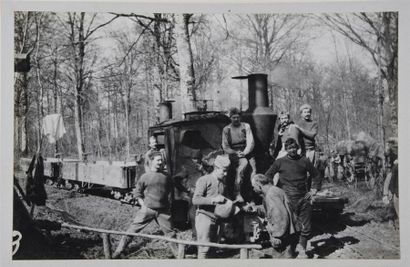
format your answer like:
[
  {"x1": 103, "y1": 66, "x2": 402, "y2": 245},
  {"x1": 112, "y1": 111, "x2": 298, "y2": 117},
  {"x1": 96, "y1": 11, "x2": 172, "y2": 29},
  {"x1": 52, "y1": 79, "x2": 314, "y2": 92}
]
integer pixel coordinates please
[
  {"x1": 177, "y1": 243, "x2": 186, "y2": 259},
  {"x1": 240, "y1": 248, "x2": 249, "y2": 259},
  {"x1": 102, "y1": 233, "x2": 111, "y2": 259}
]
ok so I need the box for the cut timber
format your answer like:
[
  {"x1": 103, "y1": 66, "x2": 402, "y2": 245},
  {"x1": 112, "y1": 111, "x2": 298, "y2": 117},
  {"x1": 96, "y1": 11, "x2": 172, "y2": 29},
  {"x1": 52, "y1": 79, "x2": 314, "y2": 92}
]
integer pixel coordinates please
[{"x1": 102, "y1": 233, "x2": 111, "y2": 259}]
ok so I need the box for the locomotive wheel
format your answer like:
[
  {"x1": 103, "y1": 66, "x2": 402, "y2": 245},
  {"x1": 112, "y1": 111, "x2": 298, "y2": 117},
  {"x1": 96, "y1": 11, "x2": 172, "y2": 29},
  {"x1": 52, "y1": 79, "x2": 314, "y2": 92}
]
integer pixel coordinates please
[{"x1": 65, "y1": 180, "x2": 74, "y2": 190}]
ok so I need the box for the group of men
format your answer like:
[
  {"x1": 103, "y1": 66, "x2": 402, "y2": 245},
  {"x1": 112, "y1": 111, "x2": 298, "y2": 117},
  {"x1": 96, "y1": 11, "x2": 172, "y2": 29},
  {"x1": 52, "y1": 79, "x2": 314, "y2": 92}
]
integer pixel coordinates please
[{"x1": 112, "y1": 103, "x2": 322, "y2": 259}]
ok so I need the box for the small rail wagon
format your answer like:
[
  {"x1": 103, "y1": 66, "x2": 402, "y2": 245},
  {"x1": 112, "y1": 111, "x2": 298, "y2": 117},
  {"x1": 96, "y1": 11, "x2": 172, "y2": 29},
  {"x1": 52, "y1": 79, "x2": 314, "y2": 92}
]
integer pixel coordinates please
[{"x1": 19, "y1": 157, "x2": 142, "y2": 199}]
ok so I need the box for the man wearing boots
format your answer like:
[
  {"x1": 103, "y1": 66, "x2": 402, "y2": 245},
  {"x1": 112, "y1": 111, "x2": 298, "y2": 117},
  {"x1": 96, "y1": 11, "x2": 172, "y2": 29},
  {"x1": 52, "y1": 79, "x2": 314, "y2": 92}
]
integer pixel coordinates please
[
  {"x1": 265, "y1": 138, "x2": 321, "y2": 258},
  {"x1": 112, "y1": 152, "x2": 177, "y2": 258},
  {"x1": 250, "y1": 174, "x2": 298, "y2": 258},
  {"x1": 222, "y1": 107, "x2": 255, "y2": 203}
]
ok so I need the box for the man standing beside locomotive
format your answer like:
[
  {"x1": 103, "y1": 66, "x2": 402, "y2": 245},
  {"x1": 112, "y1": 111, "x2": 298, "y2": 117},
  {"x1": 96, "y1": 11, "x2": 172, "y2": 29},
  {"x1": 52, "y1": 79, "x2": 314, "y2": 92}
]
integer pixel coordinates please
[
  {"x1": 144, "y1": 135, "x2": 166, "y2": 173},
  {"x1": 271, "y1": 111, "x2": 303, "y2": 160},
  {"x1": 192, "y1": 155, "x2": 232, "y2": 259},
  {"x1": 112, "y1": 151, "x2": 177, "y2": 258},
  {"x1": 295, "y1": 104, "x2": 318, "y2": 165},
  {"x1": 265, "y1": 138, "x2": 321, "y2": 258},
  {"x1": 222, "y1": 107, "x2": 255, "y2": 203}
]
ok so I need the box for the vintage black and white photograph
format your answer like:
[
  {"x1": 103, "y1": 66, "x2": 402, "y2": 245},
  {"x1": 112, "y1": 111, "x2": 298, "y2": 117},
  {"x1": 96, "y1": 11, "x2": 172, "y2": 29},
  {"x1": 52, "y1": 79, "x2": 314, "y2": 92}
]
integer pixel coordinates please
[{"x1": 4, "y1": 0, "x2": 407, "y2": 263}]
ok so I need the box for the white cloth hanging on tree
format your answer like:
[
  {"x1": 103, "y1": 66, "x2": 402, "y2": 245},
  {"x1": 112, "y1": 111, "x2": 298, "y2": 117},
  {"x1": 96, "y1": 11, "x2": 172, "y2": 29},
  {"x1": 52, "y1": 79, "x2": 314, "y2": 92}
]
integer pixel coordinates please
[{"x1": 42, "y1": 114, "x2": 66, "y2": 144}]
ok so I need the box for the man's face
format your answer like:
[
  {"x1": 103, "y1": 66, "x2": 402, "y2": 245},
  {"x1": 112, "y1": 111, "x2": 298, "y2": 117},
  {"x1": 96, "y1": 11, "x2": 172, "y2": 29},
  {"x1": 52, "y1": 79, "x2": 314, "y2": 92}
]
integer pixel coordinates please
[
  {"x1": 301, "y1": 108, "x2": 311, "y2": 120},
  {"x1": 149, "y1": 137, "x2": 158, "y2": 149},
  {"x1": 214, "y1": 166, "x2": 229, "y2": 180},
  {"x1": 150, "y1": 155, "x2": 162, "y2": 171},
  {"x1": 286, "y1": 144, "x2": 299, "y2": 158},
  {"x1": 279, "y1": 115, "x2": 289, "y2": 125},
  {"x1": 251, "y1": 176, "x2": 262, "y2": 194},
  {"x1": 230, "y1": 114, "x2": 241, "y2": 126}
]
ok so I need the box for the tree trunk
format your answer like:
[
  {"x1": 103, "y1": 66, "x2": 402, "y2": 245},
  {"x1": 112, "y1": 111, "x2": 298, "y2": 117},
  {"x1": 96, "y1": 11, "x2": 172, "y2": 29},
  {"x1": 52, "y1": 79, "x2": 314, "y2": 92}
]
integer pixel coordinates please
[
  {"x1": 382, "y1": 12, "x2": 398, "y2": 137},
  {"x1": 174, "y1": 14, "x2": 196, "y2": 115}
]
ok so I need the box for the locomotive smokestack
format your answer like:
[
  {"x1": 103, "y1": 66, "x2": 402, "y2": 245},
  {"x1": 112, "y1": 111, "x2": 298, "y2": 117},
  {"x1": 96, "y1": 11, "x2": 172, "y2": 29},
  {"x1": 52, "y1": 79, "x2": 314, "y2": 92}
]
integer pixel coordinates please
[
  {"x1": 247, "y1": 73, "x2": 269, "y2": 111},
  {"x1": 158, "y1": 100, "x2": 174, "y2": 122},
  {"x1": 232, "y1": 73, "x2": 276, "y2": 173}
]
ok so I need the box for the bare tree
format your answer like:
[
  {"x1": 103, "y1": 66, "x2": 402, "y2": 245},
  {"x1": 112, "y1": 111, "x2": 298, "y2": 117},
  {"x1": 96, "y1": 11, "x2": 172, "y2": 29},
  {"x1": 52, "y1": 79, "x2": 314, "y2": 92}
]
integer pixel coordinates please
[
  {"x1": 60, "y1": 12, "x2": 118, "y2": 159},
  {"x1": 237, "y1": 14, "x2": 310, "y2": 72},
  {"x1": 174, "y1": 14, "x2": 197, "y2": 114},
  {"x1": 320, "y1": 12, "x2": 398, "y2": 140}
]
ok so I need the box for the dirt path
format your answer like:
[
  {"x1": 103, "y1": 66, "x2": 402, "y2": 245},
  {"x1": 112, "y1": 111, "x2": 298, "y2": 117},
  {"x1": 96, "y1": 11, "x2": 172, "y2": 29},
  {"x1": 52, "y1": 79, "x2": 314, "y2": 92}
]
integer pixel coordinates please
[{"x1": 19, "y1": 178, "x2": 400, "y2": 259}]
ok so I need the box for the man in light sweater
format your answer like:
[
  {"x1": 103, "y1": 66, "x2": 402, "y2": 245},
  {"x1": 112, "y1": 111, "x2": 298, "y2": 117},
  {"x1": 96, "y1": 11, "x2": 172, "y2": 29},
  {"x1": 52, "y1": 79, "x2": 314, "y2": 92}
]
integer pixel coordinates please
[
  {"x1": 192, "y1": 155, "x2": 231, "y2": 259},
  {"x1": 222, "y1": 107, "x2": 255, "y2": 203},
  {"x1": 295, "y1": 104, "x2": 318, "y2": 165},
  {"x1": 112, "y1": 151, "x2": 177, "y2": 258}
]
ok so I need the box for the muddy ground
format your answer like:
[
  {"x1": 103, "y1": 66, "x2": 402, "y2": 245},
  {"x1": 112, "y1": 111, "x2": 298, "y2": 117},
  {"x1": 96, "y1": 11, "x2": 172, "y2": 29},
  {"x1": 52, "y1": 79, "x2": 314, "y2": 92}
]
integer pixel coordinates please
[{"x1": 13, "y1": 172, "x2": 400, "y2": 260}]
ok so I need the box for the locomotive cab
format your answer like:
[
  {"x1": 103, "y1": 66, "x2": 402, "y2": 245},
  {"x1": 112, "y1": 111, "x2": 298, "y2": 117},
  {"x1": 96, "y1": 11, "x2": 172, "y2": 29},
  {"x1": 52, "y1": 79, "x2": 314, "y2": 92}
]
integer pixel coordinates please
[{"x1": 148, "y1": 111, "x2": 231, "y2": 226}]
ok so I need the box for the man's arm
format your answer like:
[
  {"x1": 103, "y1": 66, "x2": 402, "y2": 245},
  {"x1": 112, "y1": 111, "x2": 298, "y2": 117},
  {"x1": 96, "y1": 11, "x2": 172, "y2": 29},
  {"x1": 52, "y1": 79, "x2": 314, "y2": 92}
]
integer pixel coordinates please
[
  {"x1": 243, "y1": 123, "x2": 255, "y2": 156},
  {"x1": 306, "y1": 159, "x2": 321, "y2": 192},
  {"x1": 265, "y1": 161, "x2": 280, "y2": 180},
  {"x1": 222, "y1": 126, "x2": 236, "y2": 154},
  {"x1": 143, "y1": 151, "x2": 151, "y2": 173},
  {"x1": 296, "y1": 121, "x2": 318, "y2": 139},
  {"x1": 167, "y1": 175, "x2": 174, "y2": 206},
  {"x1": 192, "y1": 178, "x2": 213, "y2": 205},
  {"x1": 133, "y1": 175, "x2": 147, "y2": 205},
  {"x1": 271, "y1": 137, "x2": 282, "y2": 159},
  {"x1": 192, "y1": 177, "x2": 225, "y2": 205}
]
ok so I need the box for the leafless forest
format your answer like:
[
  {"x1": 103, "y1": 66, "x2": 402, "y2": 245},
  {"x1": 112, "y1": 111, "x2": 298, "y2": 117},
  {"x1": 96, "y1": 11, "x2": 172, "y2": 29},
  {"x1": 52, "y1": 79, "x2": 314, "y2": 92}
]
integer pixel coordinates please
[{"x1": 14, "y1": 12, "x2": 398, "y2": 160}]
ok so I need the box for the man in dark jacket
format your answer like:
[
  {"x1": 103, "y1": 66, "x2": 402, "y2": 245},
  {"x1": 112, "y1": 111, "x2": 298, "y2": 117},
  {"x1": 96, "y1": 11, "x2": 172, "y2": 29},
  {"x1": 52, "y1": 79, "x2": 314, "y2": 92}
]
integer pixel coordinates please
[
  {"x1": 251, "y1": 174, "x2": 298, "y2": 258},
  {"x1": 265, "y1": 138, "x2": 321, "y2": 258}
]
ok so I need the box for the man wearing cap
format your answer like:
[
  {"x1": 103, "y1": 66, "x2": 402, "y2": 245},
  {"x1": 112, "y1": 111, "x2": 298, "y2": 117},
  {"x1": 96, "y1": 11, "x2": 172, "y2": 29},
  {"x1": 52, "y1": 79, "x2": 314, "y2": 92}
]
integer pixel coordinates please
[
  {"x1": 295, "y1": 104, "x2": 318, "y2": 165},
  {"x1": 112, "y1": 152, "x2": 177, "y2": 258},
  {"x1": 265, "y1": 138, "x2": 321, "y2": 258},
  {"x1": 222, "y1": 107, "x2": 255, "y2": 203},
  {"x1": 192, "y1": 155, "x2": 231, "y2": 259}
]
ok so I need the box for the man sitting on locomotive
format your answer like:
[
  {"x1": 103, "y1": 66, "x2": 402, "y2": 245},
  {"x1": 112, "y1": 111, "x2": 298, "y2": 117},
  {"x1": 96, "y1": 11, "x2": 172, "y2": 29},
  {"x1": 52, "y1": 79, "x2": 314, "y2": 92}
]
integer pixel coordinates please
[
  {"x1": 265, "y1": 138, "x2": 321, "y2": 259},
  {"x1": 112, "y1": 151, "x2": 177, "y2": 258},
  {"x1": 222, "y1": 107, "x2": 255, "y2": 203}
]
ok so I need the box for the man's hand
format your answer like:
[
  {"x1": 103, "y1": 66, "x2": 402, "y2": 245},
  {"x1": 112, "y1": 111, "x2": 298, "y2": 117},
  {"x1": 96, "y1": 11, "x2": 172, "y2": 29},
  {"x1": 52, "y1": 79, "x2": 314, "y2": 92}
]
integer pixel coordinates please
[
  {"x1": 137, "y1": 198, "x2": 145, "y2": 207},
  {"x1": 242, "y1": 202, "x2": 256, "y2": 213},
  {"x1": 271, "y1": 237, "x2": 282, "y2": 248},
  {"x1": 237, "y1": 151, "x2": 245, "y2": 158},
  {"x1": 211, "y1": 195, "x2": 226, "y2": 205},
  {"x1": 304, "y1": 189, "x2": 318, "y2": 201},
  {"x1": 279, "y1": 128, "x2": 285, "y2": 136}
]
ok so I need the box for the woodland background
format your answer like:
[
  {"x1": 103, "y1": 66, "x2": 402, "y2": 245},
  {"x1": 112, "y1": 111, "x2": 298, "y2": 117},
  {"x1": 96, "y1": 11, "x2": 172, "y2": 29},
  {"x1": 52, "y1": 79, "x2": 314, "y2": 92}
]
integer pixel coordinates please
[{"x1": 13, "y1": 12, "x2": 398, "y2": 161}]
